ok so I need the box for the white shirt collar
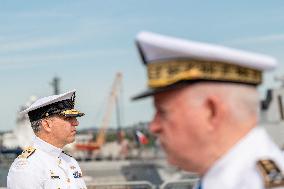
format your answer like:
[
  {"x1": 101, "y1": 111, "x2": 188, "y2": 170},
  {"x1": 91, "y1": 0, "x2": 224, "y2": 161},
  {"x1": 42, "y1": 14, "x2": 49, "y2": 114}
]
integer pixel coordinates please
[
  {"x1": 202, "y1": 127, "x2": 279, "y2": 188},
  {"x1": 33, "y1": 137, "x2": 62, "y2": 157}
]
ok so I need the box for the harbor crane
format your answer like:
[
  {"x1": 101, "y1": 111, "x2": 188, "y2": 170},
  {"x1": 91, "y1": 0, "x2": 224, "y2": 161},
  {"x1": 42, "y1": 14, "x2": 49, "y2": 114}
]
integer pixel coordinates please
[{"x1": 75, "y1": 72, "x2": 123, "y2": 151}]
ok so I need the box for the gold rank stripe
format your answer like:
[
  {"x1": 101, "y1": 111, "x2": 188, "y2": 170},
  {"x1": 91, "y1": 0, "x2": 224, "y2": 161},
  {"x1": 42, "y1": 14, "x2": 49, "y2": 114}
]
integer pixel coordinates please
[
  {"x1": 257, "y1": 159, "x2": 284, "y2": 187},
  {"x1": 147, "y1": 60, "x2": 262, "y2": 88},
  {"x1": 18, "y1": 147, "x2": 36, "y2": 159}
]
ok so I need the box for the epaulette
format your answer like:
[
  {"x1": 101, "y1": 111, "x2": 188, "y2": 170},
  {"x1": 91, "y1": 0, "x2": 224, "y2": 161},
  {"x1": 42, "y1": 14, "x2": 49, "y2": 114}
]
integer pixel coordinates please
[
  {"x1": 257, "y1": 159, "x2": 284, "y2": 188},
  {"x1": 18, "y1": 147, "x2": 36, "y2": 159},
  {"x1": 62, "y1": 151, "x2": 72, "y2": 157}
]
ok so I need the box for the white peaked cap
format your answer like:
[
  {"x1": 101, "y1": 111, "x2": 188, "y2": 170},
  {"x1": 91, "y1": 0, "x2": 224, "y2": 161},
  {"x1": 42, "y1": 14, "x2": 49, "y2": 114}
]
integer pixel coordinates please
[
  {"x1": 132, "y1": 31, "x2": 278, "y2": 100},
  {"x1": 136, "y1": 31, "x2": 277, "y2": 70},
  {"x1": 21, "y1": 89, "x2": 76, "y2": 114}
]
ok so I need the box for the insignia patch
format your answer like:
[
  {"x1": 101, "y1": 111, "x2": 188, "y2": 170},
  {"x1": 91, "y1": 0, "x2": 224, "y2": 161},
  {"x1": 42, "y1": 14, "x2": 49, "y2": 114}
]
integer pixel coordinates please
[
  {"x1": 50, "y1": 170, "x2": 60, "y2": 179},
  {"x1": 257, "y1": 159, "x2": 284, "y2": 188},
  {"x1": 73, "y1": 171, "x2": 82, "y2": 178},
  {"x1": 17, "y1": 147, "x2": 36, "y2": 159},
  {"x1": 51, "y1": 175, "x2": 60, "y2": 179}
]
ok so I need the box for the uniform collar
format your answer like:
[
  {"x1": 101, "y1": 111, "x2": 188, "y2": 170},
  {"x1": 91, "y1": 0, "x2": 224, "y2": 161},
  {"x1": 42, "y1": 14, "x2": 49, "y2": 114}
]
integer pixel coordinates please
[
  {"x1": 202, "y1": 127, "x2": 277, "y2": 188},
  {"x1": 33, "y1": 137, "x2": 62, "y2": 157}
]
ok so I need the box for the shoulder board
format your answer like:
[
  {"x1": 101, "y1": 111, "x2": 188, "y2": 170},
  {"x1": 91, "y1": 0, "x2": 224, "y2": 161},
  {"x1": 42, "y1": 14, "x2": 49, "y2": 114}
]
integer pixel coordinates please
[
  {"x1": 17, "y1": 147, "x2": 36, "y2": 159},
  {"x1": 62, "y1": 151, "x2": 72, "y2": 157},
  {"x1": 257, "y1": 159, "x2": 284, "y2": 188}
]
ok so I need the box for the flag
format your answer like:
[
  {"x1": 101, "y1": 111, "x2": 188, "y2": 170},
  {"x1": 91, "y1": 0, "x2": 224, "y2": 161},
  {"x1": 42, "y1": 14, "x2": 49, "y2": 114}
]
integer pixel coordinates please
[{"x1": 136, "y1": 130, "x2": 149, "y2": 145}]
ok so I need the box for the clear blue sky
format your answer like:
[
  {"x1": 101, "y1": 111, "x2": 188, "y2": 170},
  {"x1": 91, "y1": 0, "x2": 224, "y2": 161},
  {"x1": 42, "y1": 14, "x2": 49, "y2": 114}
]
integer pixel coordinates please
[{"x1": 0, "y1": 0, "x2": 284, "y2": 131}]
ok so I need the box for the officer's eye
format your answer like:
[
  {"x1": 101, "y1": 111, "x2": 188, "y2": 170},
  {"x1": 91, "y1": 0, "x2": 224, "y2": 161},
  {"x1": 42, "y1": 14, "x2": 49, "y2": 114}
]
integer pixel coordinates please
[
  {"x1": 157, "y1": 109, "x2": 167, "y2": 118},
  {"x1": 64, "y1": 117, "x2": 78, "y2": 123},
  {"x1": 64, "y1": 117, "x2": 73, "y2": 121}
]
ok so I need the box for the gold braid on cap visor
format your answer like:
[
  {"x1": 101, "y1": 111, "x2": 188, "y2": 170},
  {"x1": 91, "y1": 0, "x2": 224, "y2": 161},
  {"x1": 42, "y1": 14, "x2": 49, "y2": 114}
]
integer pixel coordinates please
[
  {"x1": 60, "y1": 109, "x2": 83, "y2": 117},
  {"x1": 147, "y1": 59, "x2": 262, "y2": 88}
]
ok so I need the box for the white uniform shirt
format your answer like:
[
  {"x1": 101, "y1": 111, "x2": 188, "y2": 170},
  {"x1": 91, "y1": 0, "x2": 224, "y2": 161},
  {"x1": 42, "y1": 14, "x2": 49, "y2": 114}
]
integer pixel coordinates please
[
  {"x1": 7, "y1": 137, "x2": 87, "y2": 189},
  {"x1": 200, "y1": 127, "x2": 284, "y2": 189}
]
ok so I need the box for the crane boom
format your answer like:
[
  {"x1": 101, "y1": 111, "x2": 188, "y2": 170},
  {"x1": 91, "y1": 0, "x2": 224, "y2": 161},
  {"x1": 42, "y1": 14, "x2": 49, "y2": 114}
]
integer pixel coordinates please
[
  {"x1": 96, "y1": 72, "x2": 122, "y2": 146},
  {"x1": 75, "y1": 72, "x2": 123, "y2": 151}
]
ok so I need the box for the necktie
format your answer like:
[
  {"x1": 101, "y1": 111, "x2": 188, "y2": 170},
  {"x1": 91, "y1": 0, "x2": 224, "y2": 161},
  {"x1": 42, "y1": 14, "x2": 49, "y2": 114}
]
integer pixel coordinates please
[{"x1": 196, "y1": 180, "x2": 203, "y2": 189}]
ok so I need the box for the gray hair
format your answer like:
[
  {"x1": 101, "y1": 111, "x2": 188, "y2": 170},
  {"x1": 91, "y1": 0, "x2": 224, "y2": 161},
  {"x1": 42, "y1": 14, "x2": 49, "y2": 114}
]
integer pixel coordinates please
[
  {"x1": 225, "y1": 84, "x2": 259, "y2": 121},
  {"x1": 31, "y1": 119, "x2": 42, "y2": 134},
  {"x1": 187, "y1": 82, "x2": 259, "y2": 122}
]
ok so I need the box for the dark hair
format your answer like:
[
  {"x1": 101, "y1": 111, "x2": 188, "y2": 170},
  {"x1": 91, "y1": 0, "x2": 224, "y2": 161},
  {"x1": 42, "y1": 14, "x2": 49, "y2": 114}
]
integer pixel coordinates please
[{"x1": 31, "y1": 119, "x2": 42, "y2": 134}]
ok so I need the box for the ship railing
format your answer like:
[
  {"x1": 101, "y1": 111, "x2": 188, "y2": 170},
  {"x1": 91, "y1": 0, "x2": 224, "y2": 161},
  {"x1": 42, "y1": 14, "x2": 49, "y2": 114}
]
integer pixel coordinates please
[
  {"x1": 0, "y1": 179, "x2": 199, "y2": 189},
  {"x1": 159, "y1": 178, "x2": 199, "y2": 189},
  {"x1": 86, "y1": 179, "x2": 199, "y2": 189},
  {"x1": 87, "y1": 180, "x2": 155, "y2": 189}
]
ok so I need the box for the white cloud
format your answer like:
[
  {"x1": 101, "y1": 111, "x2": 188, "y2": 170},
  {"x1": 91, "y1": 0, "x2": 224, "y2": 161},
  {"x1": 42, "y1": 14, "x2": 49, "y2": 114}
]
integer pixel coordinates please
[
  {"x1": 0, "y1": 49, "x2": 128, "y2": 68},
  {"x1": 0, "y1": 7, "x2": 74, "y2": 19},
  {"x1": 0, "y1": 20, "x2": 123, "y2": 53},
  {"x1": 0, "y1": 29, "x2": 103, "y2": 53},
  {"x1": 0, "y1": 36, "x2": 77, "y2": 53}
]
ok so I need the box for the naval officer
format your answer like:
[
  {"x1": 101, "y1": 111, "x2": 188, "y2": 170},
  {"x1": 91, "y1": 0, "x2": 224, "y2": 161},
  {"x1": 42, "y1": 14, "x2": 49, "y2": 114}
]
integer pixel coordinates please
[
  {"x1": 7, "y1": 90, "x2": 87, "y2": 189},
  {"x1": 132, "y1": 31, "x2": 284, "y2": 189}
]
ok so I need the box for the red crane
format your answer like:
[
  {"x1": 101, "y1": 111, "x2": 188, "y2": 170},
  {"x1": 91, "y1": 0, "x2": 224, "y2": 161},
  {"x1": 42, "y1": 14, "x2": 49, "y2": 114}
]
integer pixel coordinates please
[{"x1": 75, "y1": 72, "x2": 123, "y2": 151}]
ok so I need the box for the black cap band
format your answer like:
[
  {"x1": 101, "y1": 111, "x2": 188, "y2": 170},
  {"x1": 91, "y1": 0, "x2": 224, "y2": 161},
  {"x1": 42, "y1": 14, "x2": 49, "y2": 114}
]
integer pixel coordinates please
[{"x1": 28, "y1": 99, "x2": 74, "y2": 122}]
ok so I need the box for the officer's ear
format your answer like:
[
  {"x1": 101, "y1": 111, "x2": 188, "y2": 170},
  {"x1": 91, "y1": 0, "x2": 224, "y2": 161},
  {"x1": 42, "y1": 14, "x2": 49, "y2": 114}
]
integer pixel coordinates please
[
  {"x1": 41, "y1": 118, "x2": 53, "y2": 133},
  {"x1": 205, "y1": 95, "x2": 226, "y2": 129}
]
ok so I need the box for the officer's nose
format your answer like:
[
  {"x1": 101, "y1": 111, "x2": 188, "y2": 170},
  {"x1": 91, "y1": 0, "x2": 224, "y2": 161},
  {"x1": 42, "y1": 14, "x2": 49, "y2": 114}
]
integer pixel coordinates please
[
  {"x1": 149, "y1": 112, "x2": 162, "y2": 134},
  {"x1": 71, "y1": 117, "x2": 79, "y2": 127}
]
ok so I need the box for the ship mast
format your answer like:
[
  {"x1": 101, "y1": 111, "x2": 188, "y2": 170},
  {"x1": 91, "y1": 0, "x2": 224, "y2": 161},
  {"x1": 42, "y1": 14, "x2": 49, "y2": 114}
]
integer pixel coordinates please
[{"x1": 50, "y1": 76, "x2": 60, "y2": 95}]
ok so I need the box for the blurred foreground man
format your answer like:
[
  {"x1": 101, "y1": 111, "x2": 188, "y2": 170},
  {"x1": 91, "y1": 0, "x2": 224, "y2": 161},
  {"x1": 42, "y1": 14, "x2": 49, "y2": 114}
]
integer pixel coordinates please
[
  {"x1": 7, "y1": 90, "x2": 87, "y2": 189},
  {"x1": 132, "y1": 31, "x2": 284, "y2": 189}
]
